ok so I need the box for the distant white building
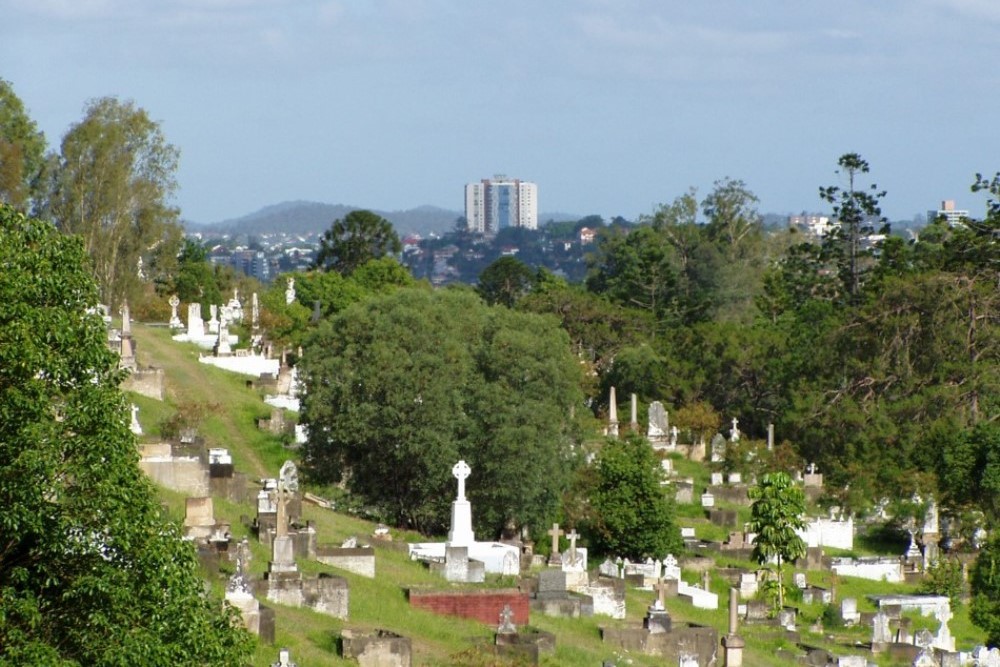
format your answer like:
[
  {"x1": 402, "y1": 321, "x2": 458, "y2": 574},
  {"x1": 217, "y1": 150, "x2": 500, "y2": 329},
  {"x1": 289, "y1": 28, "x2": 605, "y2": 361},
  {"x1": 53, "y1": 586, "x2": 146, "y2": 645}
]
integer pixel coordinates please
[
  {"x1": 465, "y1": 175, "x2": 537, "y2": 234},
  {"x1": 789, "y1": 214, "x2": 834, "y2": 238},
  {"x1": 927, "y1": 200, "x2": 969, "y2": 227}
]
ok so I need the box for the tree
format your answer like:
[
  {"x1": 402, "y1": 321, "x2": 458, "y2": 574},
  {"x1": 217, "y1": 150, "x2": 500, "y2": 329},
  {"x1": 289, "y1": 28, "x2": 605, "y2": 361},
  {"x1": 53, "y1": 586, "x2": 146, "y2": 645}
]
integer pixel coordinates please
[
  {"x1": 0, "y1": 79, "x2": 47, "y2": 212},
  {"x1": 48, "y1": 96, "x2": 182, "y2": 307},
  {"x1": 818, "y1": 153, "x2": 887, "y2": 303},
  {"x1": 702, "y1": 177, "x2": 762, "y2": 260},
  {"x1": 971, "y1": 532, "x2": 1000, "y2": 645},
  {"x1": 585, "y1": 434, "x2": 681, "y2": 559},
  {"x1": 0, "y1": 205, "x2": 253, "y2": 664},
  {"x1": 748, "y1": 472, "x2": 806, "y2": 610},
  {"x1": 476, "y1": 256, "x2": 536, "y2": 307},
  {"x1": 173, "y1": 238, "x2": 223, "y2": 317},
  {"x1": 300, "y1": 288, "x2": 584, "y2": 537},
  {"x1": 314, "y1": 209, "x2": 402, "y2": 275}
]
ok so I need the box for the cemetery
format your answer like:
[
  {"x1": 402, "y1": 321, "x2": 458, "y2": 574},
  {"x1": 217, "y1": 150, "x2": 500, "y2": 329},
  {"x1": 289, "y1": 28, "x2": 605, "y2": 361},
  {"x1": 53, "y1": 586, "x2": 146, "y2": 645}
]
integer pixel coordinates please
[{"x1": 110, "y1": 316, "x2": 997, "y2": 666}]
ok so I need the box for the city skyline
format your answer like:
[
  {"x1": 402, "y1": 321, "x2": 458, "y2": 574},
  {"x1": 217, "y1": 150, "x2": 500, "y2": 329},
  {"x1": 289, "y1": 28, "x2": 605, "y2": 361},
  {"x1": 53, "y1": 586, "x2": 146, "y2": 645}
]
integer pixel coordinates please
[{"x1": 3, "y1": 1, "x2": 999, "y2": 224}]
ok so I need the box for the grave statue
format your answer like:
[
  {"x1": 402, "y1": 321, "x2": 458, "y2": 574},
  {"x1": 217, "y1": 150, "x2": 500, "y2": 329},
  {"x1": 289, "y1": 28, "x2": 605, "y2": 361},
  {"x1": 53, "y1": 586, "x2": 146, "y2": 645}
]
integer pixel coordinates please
[{"x1": 730, "y1": 417, "x2": 740, "y2": 442}]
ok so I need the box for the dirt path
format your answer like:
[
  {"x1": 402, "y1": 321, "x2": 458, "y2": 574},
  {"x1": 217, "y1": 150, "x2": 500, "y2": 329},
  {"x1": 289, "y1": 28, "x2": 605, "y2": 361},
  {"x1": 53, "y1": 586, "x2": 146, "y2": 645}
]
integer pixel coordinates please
[{"x1": 132, "y1": 324, "x2": 270, "y2": 478}]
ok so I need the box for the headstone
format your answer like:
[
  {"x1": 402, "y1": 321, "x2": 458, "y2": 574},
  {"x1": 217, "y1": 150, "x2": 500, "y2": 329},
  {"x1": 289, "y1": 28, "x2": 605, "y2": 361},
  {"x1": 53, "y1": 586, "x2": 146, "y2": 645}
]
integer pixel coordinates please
[
  {"x1": 730, "y1": 417, "x2": 740, "y2": 442},
  {"x1": 599, "y1": 557, "x2": 619, "y2": 578},
  {"x1": 710, "y1": 433, "x2": 726, "y2": 462},
  {"x1": 680, "y1": 527, "x2": 696, "y2": 540},
  {"x1": 501, "y1": 550, "x2": 519, "y2": 577},
  {"x1": 662, "y1": 554, "x2": 680, "y2": 581},
  {"x1": 803, "y1": 462, "x2": 823, "y2": 488},
  {"x1": 872, "y1": 610, "x2": 892, "y2": 646},
  {"x1": 214, "y1": 320, "x2": 232, "y2": 356},
  {"x1": 130, "y1": 404, "x2": 143, "y2": 435},
  {"x1": 271, "y1": 648, "x2": 297, "y2": 667},
  {"x1": 913, "y1": 629, "x2": 935, "y2": 666},
  {"x1": 546, "y1": 523, "x2": 564, "y2": 566},
  {"x1": 678, "y1": 655, "x2": 699, "y2": 667},
  {"x1": 208, "y1": 304, "x2": 219, "y2": 334},
  {"x1": 644, "y1": 582, "x2": 672, "y2": 633},
  {"x1": 767, "y1": 423, "x2": 774, "y2": 450},
  {"x1": 701, "y1": 492, "x2": 715, "y2": 508},
  {"x1": 670, "y1": 425, "x2": 679, "y2": 447},
  {"x1": 168, "y1": 294, "x2": 183, "y2": 329},
  {"x1": 935, "y1": 604, "x2": 954, "y2": 652},
  {"x1": 187, "y1": 303, "x2": 204, "y2": 337},
  {"x1": 630, "y1": 393, "x2": 638, "y2": 430},
  {"x1": 279, "y1": 460, "x2": 299, "y2": 492},
  {"x1": 841, "y1": 598, "x2": 860, "y2": 625},
  {"x1": 285, "y1": 277, "x2": 295, "y2": 305},
  {"x1": 711, "y1": 472, "x2": 724, "y2": 486},
  {"x1": 794, "y1": 573, "x2": 807, "y2": 589},
  {"x1": 447, "y1": 460, "x2": 475, "y2": 546},
  {"x1": 498, "y1": 603, "x2": 516, "y2": 634},
  {"x1": 563, "y1": 529, "x2": 586, "y2": 571},
  {"x1": 728, "y1": 472, "x2": 742, "y2": 485},
  {"x1": 648, "y1": 401, "x2": 668, "y2": 438},
  {"x1": 227, "y1": 538, "x2": 254, "y2": 596},
  {"x1": 251, "y1": 292, "x2": 260, "y2": 331}
]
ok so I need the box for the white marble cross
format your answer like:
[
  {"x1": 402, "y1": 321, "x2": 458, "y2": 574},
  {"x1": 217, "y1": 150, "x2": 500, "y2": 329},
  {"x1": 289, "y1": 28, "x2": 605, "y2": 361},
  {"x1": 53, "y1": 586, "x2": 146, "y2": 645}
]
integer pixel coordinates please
[
  {"x1": 452, "y1": 460, "x2": 471, "y2": 500},
  {"x1": 806, "y1": 462, "x2": 817, "y2": 475}
]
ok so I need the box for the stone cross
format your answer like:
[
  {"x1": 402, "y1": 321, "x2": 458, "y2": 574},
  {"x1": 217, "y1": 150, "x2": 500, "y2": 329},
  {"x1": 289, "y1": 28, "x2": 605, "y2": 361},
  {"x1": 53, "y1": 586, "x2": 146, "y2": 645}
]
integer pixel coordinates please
[
  {"x1": 547, "y1": 523, "x2": 564, "y2": 555},
  {"x1": 498, "y1": 603, "x2": 516, "y2": 634},
  {"x1": 653, "y1": 578, "x2": 670, "y2": 609},
  {"x1": 806, "y1": 462, "x2": 817, "y2": 475},
  {"x1": 273, "y1": 487, "x2": 290, "y2": 539},
  {"x1": 565, "y1": 529, "x2": 580, "y2": 564},
  {"x1": 452, "y1": 460, "x2": 471, "y2": 500},
  {"x1": 730, "y1": 417, "x2": 739, "y2": 442},
  {"x1": 670, "y1": 425, "x2": 679, "y2": 446},
  {"x1": 168, "y1": 294, "x2": 180, "y2": 319}
]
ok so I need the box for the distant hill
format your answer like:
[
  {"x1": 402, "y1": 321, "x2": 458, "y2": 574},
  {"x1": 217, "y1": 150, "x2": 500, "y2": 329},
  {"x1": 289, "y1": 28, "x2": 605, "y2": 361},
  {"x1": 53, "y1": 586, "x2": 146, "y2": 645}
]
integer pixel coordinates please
[
  {"x1": 185, "y1": 201, "x2": 463, "y2": 237},
  {"x1": 185, "y1": 201, "x2": 586, "y2": 237}
]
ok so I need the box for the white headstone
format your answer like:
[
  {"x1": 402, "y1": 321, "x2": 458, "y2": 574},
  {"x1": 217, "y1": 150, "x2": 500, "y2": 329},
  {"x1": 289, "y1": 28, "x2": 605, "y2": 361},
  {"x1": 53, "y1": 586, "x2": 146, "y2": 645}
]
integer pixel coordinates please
[
  {"x1": 279, "y1": 460, "x2": 299, "y2": 492},
  {"x1": 168, "y1": 294, "x2": 182, "y2": 329},
  {"x1": 648, "y1": 401, "x2": 668, "y2": 437},
  {"x1": 872, "y1": 610, "x2": 892, "y2": 644},
  {"x1": 187, "y1": 303, "x2": 204, "y2": 337},
  {"x1": 730, "y1": 417, "x2": 739, "y2": 442},
  {"x1": 711, "y1": 472, "x2": 724, "y2": 486},
  {"x1": 129, "y1": 404, "x2": 143, "y2": 435},
  {"x1": 447, "y1": 460, "x2": 475, "y2": 546},
  {"x1": 662, "y1": 554, "x2": 680, "y2": 581},
  {"x1": 701, "y1": 492, "x2": 715, "y2": 508}
]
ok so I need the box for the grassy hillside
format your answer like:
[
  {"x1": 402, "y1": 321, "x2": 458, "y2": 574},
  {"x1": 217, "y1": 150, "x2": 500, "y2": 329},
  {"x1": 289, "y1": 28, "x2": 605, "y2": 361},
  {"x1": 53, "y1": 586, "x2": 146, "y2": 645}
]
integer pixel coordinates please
[{"x1": 129, "y1": 324, "x2": 985, "y2": 666}]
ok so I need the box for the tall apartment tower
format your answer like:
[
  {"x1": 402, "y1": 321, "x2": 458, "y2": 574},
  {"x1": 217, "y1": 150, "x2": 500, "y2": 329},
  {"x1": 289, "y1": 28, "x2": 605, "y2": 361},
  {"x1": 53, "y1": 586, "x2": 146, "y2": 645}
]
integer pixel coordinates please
[{"x1": 465, "y1": 175, "x2": 537, "y2": 235}]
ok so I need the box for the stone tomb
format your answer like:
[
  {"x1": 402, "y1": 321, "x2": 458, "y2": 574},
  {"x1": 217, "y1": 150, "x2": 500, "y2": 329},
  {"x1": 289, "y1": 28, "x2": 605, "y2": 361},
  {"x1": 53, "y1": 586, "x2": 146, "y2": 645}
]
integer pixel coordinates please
[{"x1": 340, "y1": 629, "x2": 412, "y2": 667}]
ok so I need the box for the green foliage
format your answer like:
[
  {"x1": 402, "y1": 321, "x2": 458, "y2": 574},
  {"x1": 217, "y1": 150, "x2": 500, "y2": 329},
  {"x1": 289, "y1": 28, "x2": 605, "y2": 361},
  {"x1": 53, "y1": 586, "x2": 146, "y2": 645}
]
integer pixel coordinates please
[
  {"x1": 476, "y1": 256, "x2": 536, "y2": 307},
  {"x1": 0, "y1": 78, "x2": 47, "y2": 212},
  {"x1": 299, "y1": 288, "x2": 584, "y2": 537},
  {"x1": 315, "y1": 209, "x2": 402, "y2": 275},
  {"x1": 48, "y1": 96, "x2": 182, "y2": 307},
  {"x1": 173, "y1": 238, "x2": 223, "y2": 317},
  {"x1": 584, "y1": 434, "x2": 682, "y2": 560},
  {"x1": 748, "y1": 472, "x2": 807, "y2": 609},
  {"x1": 0, "y1": 206, "x2": 253, "y2": 665},
  {"x1": 971, "y1": 532, "x2": 1000, "y2": 645},
  {"x1": 920, "y1": 557, "x2": 965, "y2": 608}
]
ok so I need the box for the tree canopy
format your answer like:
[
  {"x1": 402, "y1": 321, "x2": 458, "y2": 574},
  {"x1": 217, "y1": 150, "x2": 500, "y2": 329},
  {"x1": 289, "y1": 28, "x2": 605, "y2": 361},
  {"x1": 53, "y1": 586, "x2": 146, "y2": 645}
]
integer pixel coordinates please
[
  {"x1": 299, "y1": 288, "x2": 584, "y2": 537},
  {"x1": 314, "y1": 209, "x2": 402, "y2": 275},
  {"x1": 0, "y1": 205, "x2": 253, "y2": 665},
  {"x1": 748, "y1": 472, "x2": 806, "y2": 609},
  {"x1": 0, "y1": 78, "x2": 47, "y2": 212},
  {"x1": 48, "y1": 96, "x2": 182, "y2": 307}
]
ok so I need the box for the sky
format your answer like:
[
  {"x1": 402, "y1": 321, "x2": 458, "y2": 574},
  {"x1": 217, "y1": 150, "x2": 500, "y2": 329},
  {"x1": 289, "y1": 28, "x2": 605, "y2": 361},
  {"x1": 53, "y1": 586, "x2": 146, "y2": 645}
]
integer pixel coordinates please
[{"x1": 3, "y1": 0, "x2": 999, "y2": 224}]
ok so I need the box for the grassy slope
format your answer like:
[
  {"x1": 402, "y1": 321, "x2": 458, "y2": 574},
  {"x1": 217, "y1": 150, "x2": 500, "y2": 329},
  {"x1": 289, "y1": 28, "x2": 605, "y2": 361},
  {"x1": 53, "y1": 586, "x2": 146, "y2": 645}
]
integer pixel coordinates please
[{"x1": 129, "y1": 324, "x2": 985, "y2": 667}]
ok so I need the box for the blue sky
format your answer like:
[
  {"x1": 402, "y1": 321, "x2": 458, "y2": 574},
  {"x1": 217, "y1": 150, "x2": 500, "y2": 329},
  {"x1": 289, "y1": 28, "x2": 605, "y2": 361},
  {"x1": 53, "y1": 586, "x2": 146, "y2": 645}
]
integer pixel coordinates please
[{"x1": 3, "y1": 0, "x2": 998, "y2": 223}]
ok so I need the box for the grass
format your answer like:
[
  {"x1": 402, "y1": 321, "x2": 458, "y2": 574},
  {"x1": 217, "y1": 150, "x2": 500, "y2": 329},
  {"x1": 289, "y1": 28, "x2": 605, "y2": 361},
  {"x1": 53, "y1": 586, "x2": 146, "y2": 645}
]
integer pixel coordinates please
[{"x1": 129, "y1": 323, "x2": 988, "y2": 666}]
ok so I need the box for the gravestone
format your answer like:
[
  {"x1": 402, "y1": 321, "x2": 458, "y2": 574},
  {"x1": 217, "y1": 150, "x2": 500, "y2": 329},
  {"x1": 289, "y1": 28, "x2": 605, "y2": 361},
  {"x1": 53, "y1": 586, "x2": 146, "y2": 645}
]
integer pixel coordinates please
[
  {"x1": 498, "y1": 603, "x2": 517, "y2": 635},
  {"x1": 208, "y1": 304, "x2": 219, "y2": 334},
  {"x1": 701, "y1": 492, "x2": 715, "y2": 508},
  {"x1": 187, "y1": 303, "x2": 204, "y2": 337},
  {"x1": 729, "y1": 417, "x2": 740, "y2": 442},
  {"x1": 727, "y1": 472, "x2": 742, "y2": 485},
  {"x1": 710, "y1": 433, "x2": 726, "y2": 462},
  {"x1": 447, "y1": 460, "x2": 475, "y2": 546},
  {"x1": 599, "y1": 557, "x2": 619, "y2": 578},
  {"x1": 648, "y1": 401, "x2": 669, "y2": 447},
  {"x1": 913, "y1": 629, "x2": 935, "y2": 667},
  {"x1": 130, "y1": 404, "x2": 143, "y2": 435},
  {"x1": 803, "y1": 462, "x2": 823, "y2": 488},
  {"x1": 841, "y1": 598, "x2": 860, "y2": 625},
  {"x1": 662, "y1": 554, "x2": 681, "y2": 581},
  {"x1": 871, "y1": 610, "x2": 892, "y2": 649},
  {"x1": 794, "y1": 573, "x2": 807, "y2": 589},
  {"x1": 271, "y1": 648, "x2": 297, "y2": 667},
  {"x1": 168, "y1": 294, "x2": 183, "y2": 329},
  {"x1": 546, "y1": 523, "x2": 564, "y2": 567},
  {"x1": 629, "y1": 393, "x2": 638, "y2": 431},
  {"x1": 710, "y1": 472, "x2": 724, "y2": 486}
]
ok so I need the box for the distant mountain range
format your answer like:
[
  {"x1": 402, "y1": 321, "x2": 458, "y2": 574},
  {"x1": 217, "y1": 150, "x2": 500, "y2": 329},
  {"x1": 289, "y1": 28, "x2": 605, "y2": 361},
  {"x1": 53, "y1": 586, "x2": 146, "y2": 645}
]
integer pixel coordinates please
[{"x1": 184, "y1": 201, "x2": 584, "y2": 237}]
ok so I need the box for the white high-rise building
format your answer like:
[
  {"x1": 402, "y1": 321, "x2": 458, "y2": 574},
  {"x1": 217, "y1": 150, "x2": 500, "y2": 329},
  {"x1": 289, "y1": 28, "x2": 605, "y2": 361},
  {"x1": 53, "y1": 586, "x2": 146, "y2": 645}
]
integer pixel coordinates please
[{"x1": 465, "y1": 175, "x2": 537, "y2": 234}]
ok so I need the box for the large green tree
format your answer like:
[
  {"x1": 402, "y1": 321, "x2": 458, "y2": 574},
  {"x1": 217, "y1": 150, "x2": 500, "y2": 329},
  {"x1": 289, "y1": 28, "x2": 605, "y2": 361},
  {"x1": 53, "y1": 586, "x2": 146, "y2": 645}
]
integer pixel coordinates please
[
  {"x1": 48, "y1": 97, "x2": 182, "y2": 308},
  {"x1": 971, "y1": 531, "x2": 1000, "y2": 645},
  {"x1": 0, "y1": 79, "x2": 47, "y2": 212},
  {"x1": 585, "y1": 434, "x2": 681, "y2": 560},
  {"x1": 0, "y1": 205, "x2": 253, "y2": 665},
  {"x1": 314, "y1": 209, "x2": 402, "y2": 275},
  {"x1": 299, "y1": 288, "x2": 584, "y2": 537}
]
